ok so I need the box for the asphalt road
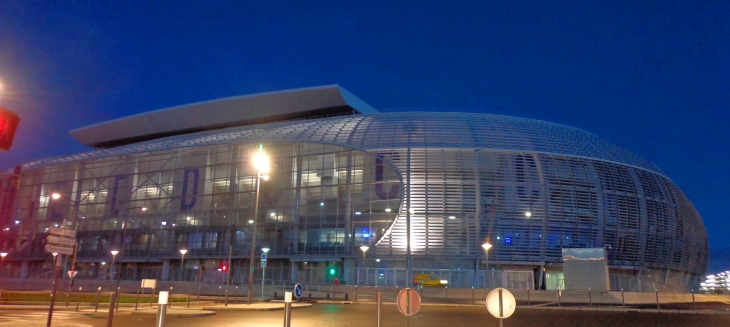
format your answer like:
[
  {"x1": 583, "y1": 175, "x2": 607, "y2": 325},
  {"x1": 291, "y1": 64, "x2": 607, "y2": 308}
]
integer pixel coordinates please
[{"x1": 2, "y1": 305, "x2": 730, "y2": 327}]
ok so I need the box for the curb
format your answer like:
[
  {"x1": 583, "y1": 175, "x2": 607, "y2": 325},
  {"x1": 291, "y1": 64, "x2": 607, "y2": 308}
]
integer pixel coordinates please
[{"x1": 202, "y1": 303, "x2": 312, "y2": 311}]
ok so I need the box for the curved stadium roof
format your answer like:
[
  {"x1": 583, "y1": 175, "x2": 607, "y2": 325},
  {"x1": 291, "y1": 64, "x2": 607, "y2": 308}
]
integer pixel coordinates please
[{"x1": 20, "y1": 112, "x2": 664, "y2": 177}]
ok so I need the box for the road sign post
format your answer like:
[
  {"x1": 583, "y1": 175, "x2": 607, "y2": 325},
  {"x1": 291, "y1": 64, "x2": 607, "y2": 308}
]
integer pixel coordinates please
[
  {"x1": 486, "y1": 288, "x2": 516, "y2": 327},
  {"x1": 396, "y1": 287, "x2": 421, "y2": 327},
  {"x1": 261, "y1": 252, "x2": 267, "y2": 298}
]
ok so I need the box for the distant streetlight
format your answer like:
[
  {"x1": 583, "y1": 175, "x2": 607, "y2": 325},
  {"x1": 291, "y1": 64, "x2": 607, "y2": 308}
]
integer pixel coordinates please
[
  {"x1": 179, "y1": 249, "x2": 188, "y2": 281},
  {"x1": 0, "y1": 252, "x2": 6, "y2": 278},
  {"x1": 360, "y1": 245, "x2": 370, "y2": 285},
  {"x1": 110, "y1": 250, "x2": 119, "y2": 280},
  {"x1": 51, "y1": 193, "x2": 61, "y2": 200},
  {"x1": 247, "y1": 145, "x2": 270, "y2": 305}
]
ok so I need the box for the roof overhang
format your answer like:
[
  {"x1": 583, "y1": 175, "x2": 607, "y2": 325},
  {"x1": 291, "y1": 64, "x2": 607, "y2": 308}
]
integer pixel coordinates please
[{"x1": 70, "y1": 85, "x2": 378, "y2": 148}]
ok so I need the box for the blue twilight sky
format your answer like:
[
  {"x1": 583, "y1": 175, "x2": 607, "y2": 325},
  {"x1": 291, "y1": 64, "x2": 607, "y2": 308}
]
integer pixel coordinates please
[{"x1": 0, "y1": 2, "x2": 728, "y2": 253}]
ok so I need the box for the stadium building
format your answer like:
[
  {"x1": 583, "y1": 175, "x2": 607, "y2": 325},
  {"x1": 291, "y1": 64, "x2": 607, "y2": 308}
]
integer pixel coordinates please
[{"x1": 0, "y1": 86, "x2": 708, "y2": 291}]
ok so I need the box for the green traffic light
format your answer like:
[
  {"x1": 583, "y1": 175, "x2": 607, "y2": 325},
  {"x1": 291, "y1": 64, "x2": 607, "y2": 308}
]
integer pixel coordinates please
[{"x1": 329, "y1": 268, "x2": 335, "y2": 275}]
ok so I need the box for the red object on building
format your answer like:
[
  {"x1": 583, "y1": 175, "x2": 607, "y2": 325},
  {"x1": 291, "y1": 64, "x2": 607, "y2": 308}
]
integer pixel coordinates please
[
  {"x1": 0, "y1": 107, "x2": 20, "y2": 151},
  {"x1": 334, "y1": 278, "x2": 339, "y2": 286}
]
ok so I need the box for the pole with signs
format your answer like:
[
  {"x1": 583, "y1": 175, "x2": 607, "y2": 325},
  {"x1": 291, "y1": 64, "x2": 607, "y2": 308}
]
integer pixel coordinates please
[
  {"x1": 46, "y1": 225, "x2": 77, "y2": 327},
  {"x1": 261, "y1": 252, "x2": 267, "y2": 298},
  {"x1": 224, "y1": 244, "x2": 232, "y2": 306},
  {"x1": 46, "y1": 252, "x2": 61, "y2": 327}
]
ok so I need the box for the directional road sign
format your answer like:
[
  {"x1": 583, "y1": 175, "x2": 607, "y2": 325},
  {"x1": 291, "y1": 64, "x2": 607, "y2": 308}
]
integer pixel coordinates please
[
  {"x1": 396, "y1": 288, "x2": 421, "y2": 316},
  {"x1": 47, "y1": 235, "x2": 76, "y2": 247},
  {"x1": 261, "y1": 259, "x2": 267, "y2": 267},
  {"x1": 261, "y1": 253, "x2": 267, "y2": 260},
  {"x1": 45, "y1": 244, "x2": 74, "y2": 256},
  {"x1": 294, "y1": 283, "x2": 303, "y2": 298},
  {"x1": 486, "y1": 288, "x2": 516, "y2": 319},
  {"x1": 49, "y1": 227, "x2": 76, "y2": 238}
]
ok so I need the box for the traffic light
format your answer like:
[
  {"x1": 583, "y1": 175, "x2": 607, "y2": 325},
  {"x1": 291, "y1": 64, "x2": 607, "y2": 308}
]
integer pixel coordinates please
[
  {"x1": 0, "y1": 106, "x2": 20, "y2": 151},
  {"x1": 329, "y1": 268, "x2": 336, "y2": 275},
  {"x1": 221, "y1": 264, "x2": 228, "y2": 272}
]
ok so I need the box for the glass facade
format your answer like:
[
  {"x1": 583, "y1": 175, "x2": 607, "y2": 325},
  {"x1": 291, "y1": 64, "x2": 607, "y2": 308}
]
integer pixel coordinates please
[{"x1": 8, "y1": 142, "x2": 401, "y2": 261}]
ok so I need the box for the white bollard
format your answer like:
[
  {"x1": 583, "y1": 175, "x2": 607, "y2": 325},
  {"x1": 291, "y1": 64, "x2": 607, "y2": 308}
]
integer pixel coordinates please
[
  {"x1": 283, "y1": 291, "x2": 292, "y2": 327},
  {"x1": 156, "y1": 291, "x2": 169, "y2": 327}
]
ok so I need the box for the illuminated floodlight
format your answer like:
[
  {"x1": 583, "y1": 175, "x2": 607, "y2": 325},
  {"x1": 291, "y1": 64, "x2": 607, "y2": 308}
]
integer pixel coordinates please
[
  {"x1": 253, "y1": 151, "x2": 270, "y2": 174},
  {"x1": 385, "y1": 208, "x2": 392, "y2": 213},
  {"x1": 248, "y1": 220, "x2": 254, "y2": 224},
  {"x1": 448, "y1": 216, "x2": 455, "y2": 219},
  {"x1": 525, "y1": 211, "x2": 532, "y2": 217},
  {"x1": 51, "y1": 193, "x2": 61, "y2": 200}
]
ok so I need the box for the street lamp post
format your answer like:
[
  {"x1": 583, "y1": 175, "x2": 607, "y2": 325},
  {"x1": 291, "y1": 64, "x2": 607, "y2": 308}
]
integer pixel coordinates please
[
  {"x1": 247, "y1": 146, "x2": 270, "y2": 305},
  {"x1": 482, "y1": 242, "x2": 492, "y2": 288},
  {"x1": 110, "y1": 250, "x2": 119, "y2": 280},
  {"x1": 359, "y1": 245, "x2": 369, "y2": 286},
  {"x1": 0, "y1": 252, "x2": 7, "y2": 277},
  {"x1": 261, "y1": 247, "x2": 269, "y2": 298},
  {"x1": 179, "y1": 249, "x2": 188, "y2": 281}
]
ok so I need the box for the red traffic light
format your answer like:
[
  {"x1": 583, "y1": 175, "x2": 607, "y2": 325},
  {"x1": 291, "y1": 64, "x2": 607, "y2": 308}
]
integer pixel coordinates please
[
  {"x1": 220, "y1": 264, "x2": 228, "y2": 272},
  {"x1": 0, "y1": 107, "x2": 20, "y2": 151}
]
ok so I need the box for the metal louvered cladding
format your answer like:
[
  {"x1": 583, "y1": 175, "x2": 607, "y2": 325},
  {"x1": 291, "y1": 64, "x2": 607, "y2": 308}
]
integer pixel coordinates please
[{"x1": 5, "y1": 111, "x2": 708, "y2": 290}]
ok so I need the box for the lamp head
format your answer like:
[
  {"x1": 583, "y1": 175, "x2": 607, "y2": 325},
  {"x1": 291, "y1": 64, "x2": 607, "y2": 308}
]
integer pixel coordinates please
[
  {"x1": 482, "y1": 243, "x2": 492, "y2": 251},
  {"x1": 262, "y1": 247, "x2": 270, "y2": 253},
  {"x1": 110, "y1": 250, "x2": 119, "y2": 256},
  {"x1": 360, "y1": 245, "x2": 370, "y2": 253},
  {"x1": 51, "y1": 193, "x2": 61, "y2": 200},
  {"x1": 0, "y1": 252, "x2": 7, "y2": 258},
  {"x1": 179, "y1": 249, "x2": 188, "y2": 255}
]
